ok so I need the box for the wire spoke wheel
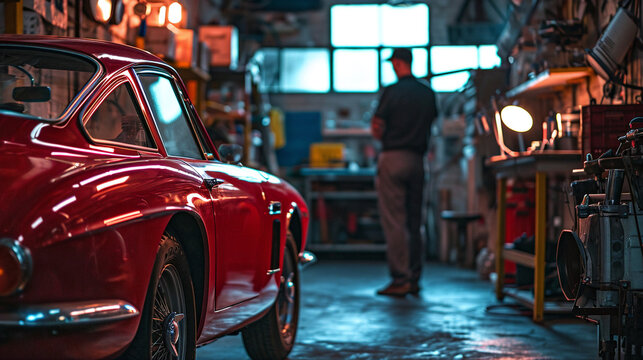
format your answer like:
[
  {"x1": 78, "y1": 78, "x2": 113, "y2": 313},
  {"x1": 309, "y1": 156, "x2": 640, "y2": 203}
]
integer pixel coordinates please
[
  {"x1": 277, "y1": 246, "x2": 296, "y2": 346},
  {"x1": 242, "y1": 231, "x2": 300, "y2": 360},
  {"x1": 152, "y1": 264, "x2": 187, "y2": 360},
  {"x1": 119, "y1": 232, "x2": 195, "y2": 360}
]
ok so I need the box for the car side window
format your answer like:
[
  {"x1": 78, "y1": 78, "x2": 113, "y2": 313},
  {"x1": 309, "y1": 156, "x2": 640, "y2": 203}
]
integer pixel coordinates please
[
  {"x1": 85, "y1": 82, "x2": 154, "y2": 148},
  {"x1": 138, "y1": 74, "x2": 203, "y2": 159}
]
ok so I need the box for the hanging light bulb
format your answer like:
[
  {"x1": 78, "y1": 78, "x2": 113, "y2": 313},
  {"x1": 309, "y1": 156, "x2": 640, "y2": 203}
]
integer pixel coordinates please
[
  {"x1": 168, "y1": 2, "x2": 182, "y2": 24},
  {"x1": 85, "y1": 0, "x2": 112, "y2": 23},
  {"x1": 158, "y1": 5, "x2": 167, "y2": 26},
  {"x1": 97, "y1": 0, "x2": 112, "y2": 21}
]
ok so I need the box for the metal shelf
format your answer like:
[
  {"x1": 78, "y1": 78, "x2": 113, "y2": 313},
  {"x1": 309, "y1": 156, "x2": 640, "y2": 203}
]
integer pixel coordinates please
[
  {"x1": 310, "y1": 191, "x2": 377, "y2": 200},
  {"x1": 506, "y1": 67, "x2": 593, "y2": 97},
  {"x1": 306, "y1": 243, "x2": 386, "y2": 252},
  {"x1": 502, "y1": 287, "x2": 573, "y2": 314}
]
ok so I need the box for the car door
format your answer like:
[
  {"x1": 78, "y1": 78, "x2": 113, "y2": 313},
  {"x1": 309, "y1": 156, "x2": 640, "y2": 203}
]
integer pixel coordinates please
[{"x1": 134, "y1": 68, "x2": 272, "y2": 310}]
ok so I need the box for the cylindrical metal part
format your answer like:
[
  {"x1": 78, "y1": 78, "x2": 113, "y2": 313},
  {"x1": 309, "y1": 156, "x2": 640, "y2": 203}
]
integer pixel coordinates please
[
  {"x1": 605, "y1": 169, "x2": 624, "y2": 205},
  {"x1": 599, "y1": 216, "x2": 618, "y2": 307}
]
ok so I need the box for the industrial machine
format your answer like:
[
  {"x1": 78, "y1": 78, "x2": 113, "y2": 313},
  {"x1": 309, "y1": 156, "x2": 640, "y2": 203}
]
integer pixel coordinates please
[{"x1": 557, "y1": 118, "x2": 643, "y2": 359}]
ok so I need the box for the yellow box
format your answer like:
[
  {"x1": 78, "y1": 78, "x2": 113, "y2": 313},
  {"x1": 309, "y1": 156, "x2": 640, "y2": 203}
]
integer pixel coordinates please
[{"x1": 309, "y1": 143, "x2": 345, "y2": 168}]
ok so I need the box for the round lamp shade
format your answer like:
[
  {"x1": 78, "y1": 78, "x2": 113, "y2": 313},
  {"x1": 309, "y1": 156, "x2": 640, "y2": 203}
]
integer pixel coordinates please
[{"x1": 500, "y1": 105, "x2": 533, "y2": 133}]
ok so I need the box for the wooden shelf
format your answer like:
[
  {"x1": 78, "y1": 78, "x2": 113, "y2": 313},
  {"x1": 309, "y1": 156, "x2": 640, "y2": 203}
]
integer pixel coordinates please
[
  {"x1": 172, "y1": 64, "x2": 211, "y2": 82},
  {"x1": 504, "y1": 247, "x2": 535, "y2": 267},
  {"x1": 506, "y1": 67, "x2": 593, "y2": 97},
  {"x1": 322, "y1": 128, "x2": 371, "y2": 137}
]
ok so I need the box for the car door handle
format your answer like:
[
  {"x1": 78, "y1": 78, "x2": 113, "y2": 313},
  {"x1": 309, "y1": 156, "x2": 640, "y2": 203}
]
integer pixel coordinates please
[
  {"x1": 204, "y1": 178, "x2": 224, "y2": 190},
  {"x1": 268, "y1": 201, "x2": 281, "y2": 215}
]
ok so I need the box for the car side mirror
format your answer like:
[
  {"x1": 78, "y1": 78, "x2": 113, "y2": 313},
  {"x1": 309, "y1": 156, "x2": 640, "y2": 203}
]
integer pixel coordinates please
[
  {"x1": 218, "y1": 144, "x2": 243, "y2": 164},
  {"x1": 13, "y1": 86, "x2": 51, "y2": 102}
]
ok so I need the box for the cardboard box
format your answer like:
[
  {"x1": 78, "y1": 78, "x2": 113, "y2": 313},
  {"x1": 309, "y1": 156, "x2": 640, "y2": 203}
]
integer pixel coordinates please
[
  {"x1": 146, "y1": 26, "x2": 177, "y2": 60},
  {"x1": 197, "y1": 41, "x2": 211, "y2": 73},
  {"x1": 174, "y1": 29, "x2": 197, "y2": 68},
  {"x1": 309, "y1": 143, "x2": 345, "y2": 168},
  {"x1": 198, "y1": 25, "x2": 238, "y2": 69}
]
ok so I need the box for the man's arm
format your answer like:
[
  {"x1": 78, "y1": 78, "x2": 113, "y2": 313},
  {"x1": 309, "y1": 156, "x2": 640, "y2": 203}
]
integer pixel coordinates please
[{"x1": 371, "y1": 115, "x2": 385, "y2": 140}]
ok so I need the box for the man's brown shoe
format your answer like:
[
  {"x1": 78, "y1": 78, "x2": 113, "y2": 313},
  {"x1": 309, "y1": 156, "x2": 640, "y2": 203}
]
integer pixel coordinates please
[
  {"x1": 409, "y1": 283, "x2": 421, "y2": 295},
  {"x1": 376, "y1": 282, "x2": 411, "y2": 297}
]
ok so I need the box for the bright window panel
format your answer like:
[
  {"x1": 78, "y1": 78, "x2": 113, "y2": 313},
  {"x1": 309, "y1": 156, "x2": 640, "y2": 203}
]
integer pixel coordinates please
[
  {"x1": 430, "y1": 46, "x2": 478, "y2": 74},
  {"x1": 333, "y1": 49, "x2": 379, "y2": 92},
  {"x1": 381, "y1": 49, "x2": 396, "y2": 86},
  {"x1": 380, "y1": 4, "x2": 429, "y2": 46},
  {"x1": 411, "y1": 48, "x2": 429, "y2": 78},
  {"x1": 280, "y1": 49, "x2": 330, "y2": 93},
  {"x1": 431, "y1": 71, "x2": 470, "y2": 92},
  {"x1": 331, "y1": 5, "x2": 379, "y2": 47},
  {"x1": 479, "y1": 45, "x2": 501, "y2": 69},
  {"x1": 252, "y1": 48, "x2": 280, "y2": 92},
  {"x1": 380, "y1": 48, "x2": 429, "y2": 86}
]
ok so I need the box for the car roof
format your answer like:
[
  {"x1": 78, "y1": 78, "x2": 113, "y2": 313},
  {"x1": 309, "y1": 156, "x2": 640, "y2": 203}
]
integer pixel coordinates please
[{"x1": 0, "y1": 35, "x2": 168, "y2": 74}]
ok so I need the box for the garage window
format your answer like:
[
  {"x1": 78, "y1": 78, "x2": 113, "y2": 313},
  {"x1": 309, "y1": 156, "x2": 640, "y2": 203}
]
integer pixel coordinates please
[
  {"x1": 252, "y1": 3, "x2": 429, "y2": 93},
  {"x1": 331, "y1": 3, "x2": 429, "y2": 93},
  {"x1": 430, "y1": 45, "x2": 501, "y2": 92}
]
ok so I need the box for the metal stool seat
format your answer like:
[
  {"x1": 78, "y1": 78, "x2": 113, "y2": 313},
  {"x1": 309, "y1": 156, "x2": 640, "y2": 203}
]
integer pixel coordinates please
[{"x1": 440, "y1": 210, "x2": 481, "y2": 267}]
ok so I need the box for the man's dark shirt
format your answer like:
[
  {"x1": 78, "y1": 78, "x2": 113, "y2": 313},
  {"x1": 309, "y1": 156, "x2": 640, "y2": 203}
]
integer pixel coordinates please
[{"x1": 374, "y1": 75, "x2": 437, "y2": 154}]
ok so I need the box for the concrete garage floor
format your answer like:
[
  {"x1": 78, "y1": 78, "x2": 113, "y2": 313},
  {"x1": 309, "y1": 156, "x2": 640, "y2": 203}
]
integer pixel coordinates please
[{"x1": 197, "y1": 261, "x2": 597, "y2": 359}]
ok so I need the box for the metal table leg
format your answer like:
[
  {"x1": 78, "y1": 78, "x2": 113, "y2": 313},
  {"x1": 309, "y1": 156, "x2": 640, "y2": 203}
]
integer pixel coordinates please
[
  {"x1": 495, "y1": 178, "x2": 506, "y2": 301},
  {"x1": 533, "y1": 171, "x2": 547, "y2": 322}
]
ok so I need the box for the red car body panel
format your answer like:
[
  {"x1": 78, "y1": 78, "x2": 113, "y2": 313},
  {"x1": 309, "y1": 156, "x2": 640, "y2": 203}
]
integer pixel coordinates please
[{"x1": 0, "y1": 35, "x2": 309, "y2": 359}]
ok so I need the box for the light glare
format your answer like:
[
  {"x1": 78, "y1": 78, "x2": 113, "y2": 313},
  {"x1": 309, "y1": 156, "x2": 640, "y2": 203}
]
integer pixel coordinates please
[
  {"x1": 97, "y1": 0, "x2": 112, "y2": 21},
  {"x1": 168, "y1": 2, "x2": 182, "y2": 24},
  {"x1": 501, "y1": 105, "x2": 533, "y2": 133},
  {"x1": 158, "y1": 6, "x2": 167, "y2": 26},
  {"x1": 149, "y1": 77, "x2": 182, "y2": 124}
]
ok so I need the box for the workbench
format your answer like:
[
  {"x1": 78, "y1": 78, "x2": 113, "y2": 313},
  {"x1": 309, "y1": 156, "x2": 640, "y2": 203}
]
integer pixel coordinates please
[
  {"x1": 487, "y1": 150, "x2": 582, "y2": 322},
  {"x1": 299, "y1": 167, "x2": 384, "y2": 252}
]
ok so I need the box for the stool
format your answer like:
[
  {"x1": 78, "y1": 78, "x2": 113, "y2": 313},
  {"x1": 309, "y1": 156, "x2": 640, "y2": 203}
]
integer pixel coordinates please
[{"x1": 440, "y1": 210, "x2": 481, "y2": 267}]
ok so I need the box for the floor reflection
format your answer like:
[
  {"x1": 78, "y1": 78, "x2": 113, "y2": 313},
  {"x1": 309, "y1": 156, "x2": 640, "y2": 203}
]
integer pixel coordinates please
[{"x1": 198, "y1": 261, "x2": 595, "y2": 359}]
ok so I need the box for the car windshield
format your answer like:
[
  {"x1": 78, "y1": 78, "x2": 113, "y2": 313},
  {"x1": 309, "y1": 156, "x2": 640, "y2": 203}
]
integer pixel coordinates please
[{"x1": 0, "y1": 46, "x2": 98, "y2": 120}]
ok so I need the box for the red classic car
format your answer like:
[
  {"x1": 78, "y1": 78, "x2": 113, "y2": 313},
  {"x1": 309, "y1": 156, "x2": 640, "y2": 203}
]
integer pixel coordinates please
[{"x1": 0, "y1": 35, "x2": 311, "y2": 360}]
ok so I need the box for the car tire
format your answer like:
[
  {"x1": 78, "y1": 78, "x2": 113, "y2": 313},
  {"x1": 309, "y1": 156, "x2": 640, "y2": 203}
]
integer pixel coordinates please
[
  {"x1": 242, "y1": 231, "x2": 300, "y2": 360},
  {"x1": 119, "y1": 231, "x2": 196, "y2": 360}
]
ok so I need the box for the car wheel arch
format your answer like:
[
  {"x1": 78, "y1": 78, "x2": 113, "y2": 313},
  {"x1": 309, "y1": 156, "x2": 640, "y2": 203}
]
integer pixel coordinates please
[
  {"x1": 164, "y1": 211, "x2": 208, "y2": 334},
  {"x1": 286, "y1": 207, "x2": 303, "y2": 254}
]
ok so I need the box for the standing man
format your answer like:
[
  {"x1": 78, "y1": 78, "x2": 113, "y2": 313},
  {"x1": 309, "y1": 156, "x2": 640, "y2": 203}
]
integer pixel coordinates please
[{"x1": 372, "y1": 48, "x2": 437, "y2": 296}]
